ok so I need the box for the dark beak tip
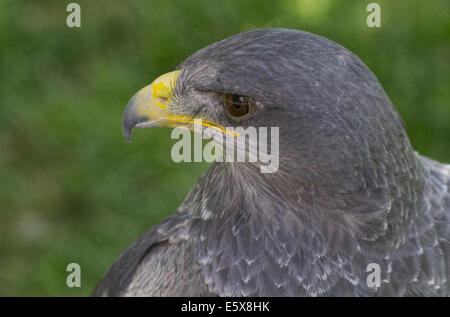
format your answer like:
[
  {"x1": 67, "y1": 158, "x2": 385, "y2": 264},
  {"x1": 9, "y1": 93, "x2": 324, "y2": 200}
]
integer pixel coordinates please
[
  {"x1": 122, "y1": 122, "x2": 133, "y2": 143},
  {"x1": 122, "y1": 101, "x2": 137, "y2": 143}
]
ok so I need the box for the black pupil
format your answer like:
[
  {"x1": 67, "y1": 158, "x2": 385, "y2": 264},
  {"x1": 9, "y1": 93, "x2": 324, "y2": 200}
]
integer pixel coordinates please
[{"x1": 232, "y1": 94, "x2": 242, "y2": 104}]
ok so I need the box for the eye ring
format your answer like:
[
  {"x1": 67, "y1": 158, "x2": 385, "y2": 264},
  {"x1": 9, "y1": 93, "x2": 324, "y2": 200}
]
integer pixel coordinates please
[{"x1": 223, "y1": 93, "x2": 254, "y2": 118}]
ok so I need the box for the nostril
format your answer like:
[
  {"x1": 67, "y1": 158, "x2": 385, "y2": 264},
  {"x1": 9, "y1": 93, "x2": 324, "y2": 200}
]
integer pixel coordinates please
[{"x1": 156, "y1": 97, "x2": 168, "y2": 104}]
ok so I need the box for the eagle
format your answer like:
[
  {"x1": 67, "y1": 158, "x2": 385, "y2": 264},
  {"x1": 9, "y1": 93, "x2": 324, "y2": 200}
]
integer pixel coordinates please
[{"x1": 92, "y1": 28, "x2": 450, "y2": 296}]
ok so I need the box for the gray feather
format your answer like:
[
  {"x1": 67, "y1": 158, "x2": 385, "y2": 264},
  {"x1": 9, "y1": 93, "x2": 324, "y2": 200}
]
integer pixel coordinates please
[{"x1": 93, "y1": 28, "x2": 450, "y2": 296}]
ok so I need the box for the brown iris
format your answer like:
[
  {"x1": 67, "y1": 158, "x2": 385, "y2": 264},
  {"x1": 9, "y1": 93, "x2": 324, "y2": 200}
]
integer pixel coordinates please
[{"x1": 223, "y1": 93, "x2": 253, "y2": 118}]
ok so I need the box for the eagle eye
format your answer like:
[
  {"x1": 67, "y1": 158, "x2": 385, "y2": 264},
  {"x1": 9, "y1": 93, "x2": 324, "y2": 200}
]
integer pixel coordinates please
[{"x1": 223, "y1": 94, "x2": 254, "y2": 118}]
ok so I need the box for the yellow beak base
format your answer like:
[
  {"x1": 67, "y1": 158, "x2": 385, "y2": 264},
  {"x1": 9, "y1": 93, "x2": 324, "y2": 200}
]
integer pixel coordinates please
[{"x1": 122, "y1": 70, "x2": 236, "y2": 141}]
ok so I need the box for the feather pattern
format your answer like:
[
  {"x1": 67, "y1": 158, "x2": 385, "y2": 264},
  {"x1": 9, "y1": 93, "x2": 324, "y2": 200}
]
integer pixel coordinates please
[{"x1": 92, "y1": 29, "x2": 450, "y2": 296}]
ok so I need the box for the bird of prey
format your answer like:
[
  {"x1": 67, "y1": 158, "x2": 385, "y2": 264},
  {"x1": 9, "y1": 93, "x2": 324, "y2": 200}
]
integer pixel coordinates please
[{"x1": 93, "y1": 28, "x2": 450, "y2": 296}]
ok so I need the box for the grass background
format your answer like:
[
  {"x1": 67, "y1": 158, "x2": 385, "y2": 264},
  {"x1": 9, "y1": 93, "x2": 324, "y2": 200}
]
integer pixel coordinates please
[{"x1": 0, "y1": 0, "x2": 448, "y2": 296}]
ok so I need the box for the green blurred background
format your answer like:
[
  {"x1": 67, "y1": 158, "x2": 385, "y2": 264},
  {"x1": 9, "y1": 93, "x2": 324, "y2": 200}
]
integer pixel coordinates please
[{"x1": 0, "y1": 0, "x2": 448, "y2": 296}]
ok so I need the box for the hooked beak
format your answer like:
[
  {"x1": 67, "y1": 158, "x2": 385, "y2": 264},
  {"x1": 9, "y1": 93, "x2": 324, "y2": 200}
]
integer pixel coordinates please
[
  {"x1": 122, "y1": 70, "x2": 182, "y2": 141},
  {"x1": 122, "y1": 70, "x2": 237, "y2": 141}
]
